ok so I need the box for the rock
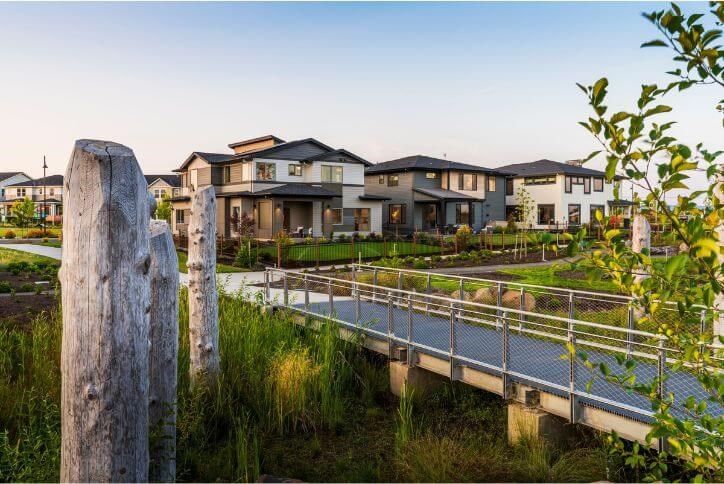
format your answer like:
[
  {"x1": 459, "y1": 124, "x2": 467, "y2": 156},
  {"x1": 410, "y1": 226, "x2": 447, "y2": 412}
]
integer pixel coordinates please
[
  {"x1": 473, "y1": 287, "x2": 498, "y2": 305},
  {"x1": 501, "y1": 290, "x2": 536, "y2": 311}
]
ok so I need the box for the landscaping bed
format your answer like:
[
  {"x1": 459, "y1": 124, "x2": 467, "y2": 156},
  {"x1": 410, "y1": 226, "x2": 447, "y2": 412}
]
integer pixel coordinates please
[{"x1": 0, "y1": 293, "x2": 57, "y2": 330}]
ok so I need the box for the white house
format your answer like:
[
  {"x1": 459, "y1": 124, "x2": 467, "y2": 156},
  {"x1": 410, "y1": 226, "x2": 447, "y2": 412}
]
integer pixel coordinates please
[
  {"x1": 498, "y1": 159, "x2": 632, "y2": 230},
  {"x1": 145, "y1": 174, "x2": 181, "y2": 200},
  {"x1": 170, "y1": 135, "x2": 385, "y2": 239},
  {"x1": 1, "y1": 174, "x2": 64, "y2": 224}
]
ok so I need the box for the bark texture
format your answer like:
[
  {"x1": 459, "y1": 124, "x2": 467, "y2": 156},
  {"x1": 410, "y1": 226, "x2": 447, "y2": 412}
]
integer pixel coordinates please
[
  {"x1": 148, "y1": 220, "x2": 179, "y2": 482},
  {"x1": 714, "y1": 174, "x2": 723, "y2": 341},
  {"x1": 188, "y1": 186, "x2": 220, "y2": 387},
  {"x1": 632, "y1": 214, "x2": 651, "y2": 285},
  {"x1": 60, "y1": 139, "x2": 151, "y2": 482}
]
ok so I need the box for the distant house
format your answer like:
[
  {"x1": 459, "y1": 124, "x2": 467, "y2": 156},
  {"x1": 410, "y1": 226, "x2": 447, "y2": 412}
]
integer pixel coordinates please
[
  {"x1": 1, "y1": 175, "x2": 64, "y2": 224},
  {"x1": 145, "y1": 174, "x2": 181, "y2": 200},
  {"x1": 363, "y1": 155, "x2": 511, "y2": 234},
  {"x1": 0, "y1": 172, "x2": 32, "y2": 221},
  {"x1": 170, "y1": 135, "x2": 385, "y2": 239},
  {"x1": 498, "y1": 159, "x2": 632, "y2": 229}
]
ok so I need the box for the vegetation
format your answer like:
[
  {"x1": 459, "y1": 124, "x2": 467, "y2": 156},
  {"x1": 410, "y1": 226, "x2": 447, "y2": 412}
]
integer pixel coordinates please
[
  {"x1": 11, "y1": 198, "x2": 36, "y2": 238},
  {"x1": 0, "y1": 248, "x2": 58, "y2": 270},
  {"x1": 154, "y1": 194, "x2": 173, "y2": 222},
  {"x1": 176, "y1": 250, "x2": 245, "y2": 274}
]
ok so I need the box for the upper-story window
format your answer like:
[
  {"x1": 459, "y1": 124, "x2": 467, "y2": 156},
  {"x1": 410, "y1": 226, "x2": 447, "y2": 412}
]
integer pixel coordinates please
[
  {"x1": 506, "y1": 178, "x2": 514, "y2": 195},
  {"x1": 153, "y1": 189, "x2": 164, "y2": 199},
  {"x1": 16, "y1": 188, "x2": 26, "y2": 197},
  {"x1": 321, "y1": 165, "x2": 343, "y2": 183},
  {"x1": 487, "y1": 176, "x2": 496, "y2": 192},
  {"x1": 172, "y1": 188, "x2": 180, "y2": 197},
  {"x1": 565, "y1": 176, "x2": 590, "y2": 194},
  {"x1": 426, "y1": 172, "x2": 438, "y2": 179},
  {"x1": 378, "y1": 175, "x2": 385, "y2": 184},
  {"x1": 593, "y1": 177, "x2": 604, "y2": 192},
  {"x1": 524, "y1": 176, "x2": 556, "y2": 185},
  {"x1": 50, "y1": 188, "x2": 55, "y2": 196},
  {"x1": 256, "y1": 162, "x2": 276, "y2": 181},
  {"x1": 459, "y1": 173, "x2": 477, "y2": 191},
  {"x1": 288, "y1": 164, "x2": 303, "y2": 177},
  {"x1": 388, "y1": 174, "x2": 399, "y2": 187},
  {"x1": 223, "y1": 166, "x2": 231, "y2": 183}
]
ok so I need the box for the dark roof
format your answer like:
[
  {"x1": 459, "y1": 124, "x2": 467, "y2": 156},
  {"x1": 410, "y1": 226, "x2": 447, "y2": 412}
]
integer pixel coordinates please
[
  {"x1": 232, "y1": 138, "x2": 335, "y2": 160},
  {"x1": 0, "y1": 172, "x2": 28, "y2": 182},
  {"x1": 145, "y1": 174, "x2": 181, "y2": 187},
  {"x1": 7, "y1": 174, "x2": 64, "y2": 187},
  {"x1": 608, "y1": 199, "x2": 635, "y2": 206},
  {"x1": 302, "y1": 148, "x2": 373, "y2": 167},
  {"x1": 366, "y1": 155, "x2": 510, "y2": 175},
  {"x1": 358, "y1": 194, "x2": 390, "y2": 201},
  {"x1": 497, "y1": 159, "x2": 621, "y2": 179},
  {"x1": 228, "y1": 135, "x2": 286, "y2": 149},
  {"x1": 170, "y1": 195, "x2": 190, "y2": 202},
  {"x1": 175, "y1": 151, "x2": 238, "y2": 172},
  {"x1": 252, "y1": 184, "x2": 337, "y2": 198},
  {"x1": 413, "y1": 187, "x2": 477, "y2": 201}
]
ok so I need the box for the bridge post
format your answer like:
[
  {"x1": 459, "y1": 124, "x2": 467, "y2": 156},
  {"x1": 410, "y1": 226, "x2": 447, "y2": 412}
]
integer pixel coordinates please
[
  {"x1": 355, "y1": 277, "x2": 360, "y2": 327},
  {"x1": 497, "y1": 283, "x2": 503, "y2": 330},
  {"x1": 567, "y1": 316, "x2": 579, "y2": 423},
  {"x1": 372, "y1": 268, "x2": 378, "y2": 302},
  {"x1": 283, "y1": 273, "x2": 288, "y2": 306},
  {"x1": 425, "y1": 273, "x2": 431, "y2": 312},
  {"x1": 328, "y1": 278, "x2": 334, "y2": 316},
  {"x1": 264, "y1": 271, "x2": 270, "y2": 303},
  {"x1": 458, "y1": 279, "x2": 464, "y2": 301},
  {"x1": 387, "y1": 291, "x2": 394, "y2": 357},
  {"x1": 407, "y1": 293, "x2": 413, "y2": 366},
  {"x1": 627, "y1": 306, "x2": 635, "y2": 356},
  {"x1": 657, "y1": 337, "x2": 668, "y2": 451},
  {"x1": 304, "y1": 274, "x2": 309, "y2": 311},
  {"x1": 502, "y1": 310, "x2": 510, "y2": 400},
  {"x1": 449, "y1": 301, "x2": 457, "y2": 380},
  {"x1": 519, "y1": 288, "x2": 526, "y2": 331}
]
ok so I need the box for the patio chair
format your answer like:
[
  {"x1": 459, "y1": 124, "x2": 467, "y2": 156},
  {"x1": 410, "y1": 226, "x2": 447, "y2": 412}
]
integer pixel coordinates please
[{"x1": 292, "y1": 226, "x2": 305, "y2": 238}]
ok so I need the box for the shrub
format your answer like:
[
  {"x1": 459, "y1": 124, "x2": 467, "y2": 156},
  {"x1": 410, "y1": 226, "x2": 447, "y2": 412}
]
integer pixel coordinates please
[
  {"x1": 42, "y1": 237, "x2": 49, "y2": 243},
  {"x1": 0, "y1": 281, "x2": 11, "y2": 293},
  {"x1": 4, "y1": 230, "x2": 16, "y2": 239},
  {"x1": 274, "y1": 231, "x2": 293, "y2": 247},
  {"x1": 404, "y1": 256, "x2": 415, "y2": 265},
  {"x1": 412, "y1": 259, "x2": 429, "y2": 270},
  {"x1": 457, "y1": 251, "x2": 470, "y2": 261},
  {"x1": 19, "y1": 282, "x2": 35, "y2": 293},
  {"x1": 506, "y1": 215, "x2": 518, "y2": 233},
  {"x1": 430, "y1": 255, "x2": 442, "y2": 263},
  {"x1": 337, "y1": 234, "x2": 349, "y2": 243},
  {"x1": 367, "y1": 231, "x2": 379, "y2": 241},
  {"x1": 7, "y1": 261, "x2": 31, "y2": 275},
  {"x1": 26, "y1": 229, "x2": 46, "y2": 238},
  {"x1": 455, "y1": 225, "x2": 472, "y2": 249},
  {"x1": 304, "y1": 236, "x2": 314, "y2": 245},
  {"x1": 235, "y1": 245, "x2": 255, "y2": 268}
]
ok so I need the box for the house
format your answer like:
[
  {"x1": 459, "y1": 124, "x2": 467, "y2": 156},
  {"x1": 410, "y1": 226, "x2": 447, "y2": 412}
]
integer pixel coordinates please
[
  {"x1": 0, "y1": 172, "x2": 32, "y2": 222},
  {"x1": 1, "y1": 175, "x2": 64, "y2": 224},
  {"x1": 363, "y1": 155, "x2": 511, "y2": 234},
  {"x1": 170, "y1": 135, "x2": 385, "y2": 239},
  {"x1": 145, "y1": 174, "x2": 181, "y2": 200},
  {"x1": 498, "y1": 159, "x2": 632, "y2": 229}
]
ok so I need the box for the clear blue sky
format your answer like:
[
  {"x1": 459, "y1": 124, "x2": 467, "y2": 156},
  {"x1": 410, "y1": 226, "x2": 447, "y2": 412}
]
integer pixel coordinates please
[{"x1": 0, "y1": 1, "x2": 719, "y2": 188}]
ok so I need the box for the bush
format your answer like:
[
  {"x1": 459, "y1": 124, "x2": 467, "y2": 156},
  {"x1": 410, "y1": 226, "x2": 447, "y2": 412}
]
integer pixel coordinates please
[
  {"x1": 404, "y1": 256, "x2": 415, "y2": 265},
  {"x1": 7, "y1": 261, "x2": 31, "y2": 275},
  {"x1": 4, "y1": 230, "x2": 16, "y2": 239},
  {"x1": 412, "y1": 259, "x2": 429, "y2": 270},
  {"x1": 506, "y1": 215, "x2": 518, "y2": 233},
  {"x1": 457, "y1": 251, "x2": 470, "y2": 261},
  {"x1": 19, "y1": 282, "x2": 35, "y2": 293},
  {"x1": 26, "y1": 229, "x2": 46, "y2": 238},
  {"x1": 0, "y1": 281, "x2": 11, "y2": 293},
  {"x1": 430, "y1": 255, "x2": 442, "y2": 263},
  {"x1": 337, "y1": 234, "x2": 349, "y2": 243},
  {"x1": 415, "y1": 232, "x2": 433, "y2": 246},
  {"x1": 235, "y1": 245, "x2": 255, "y2": 268},
  {"x1": 455, "y1": 225, "x2": 473, "y2": 249}
]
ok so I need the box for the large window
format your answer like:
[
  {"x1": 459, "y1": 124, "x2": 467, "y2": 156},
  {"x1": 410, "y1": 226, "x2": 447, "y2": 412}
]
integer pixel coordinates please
[
  {"x1": 593, "y1": 177, "x2": 604, "y2": 192},
  {"x1": 388, "y1": 174, "x2": 399, "y2": 187},
  {"x1": 175, "y1": 210, "x2": 185, "y2": 224},
  {"x1": 459, "y1": 173, "x2": 477, "y2": 191},
  {"x1": 389, "y1": 204, "x2": 406, "y2": 224},
  {"x1": 568, "y1": 204, "x2": 581, "y2": 225},
  {"x1": 16, "y1": 188, "x2": 26, "y2": 197},
  {"x1": 589, "y1": 205, "x2": 604, "y2": 224},
  {"x1": 537, "y1": 204, "x2": 555, "y2": 225},
  {"x1": 524, "y1": 176, "x2": 556, "y2": 185},
  {"x1": 455, "y1": 203, "x2": 470, "y2": 224},
  {"x1": 487, "y1": 176, "x2": 496, "y2": 192},
  {"x1": 506, "y1": 205, "x2": 520, "y2": 222},
  {"x1": 223, "y1": 166, "x2": 231, "y2": 183},
  {"x1": 354, "y1": 208, "x2": 370, "y2": 231},
  {"x1": 321, "y1": 165, "x2": 343, "y2": 183},
  {"x1": 153, "y1": 189, "x2": 164, "y2": 199},
  {"x1": 288, "y1": 164, "x2": 302, "y2": 177},
  {"x1": 256, "y1": 162, "x2": 276, "y2": 181},
  {"x1": 328, "y1": 208, "x2": 343, "y2": 225},
  {"x1": 426, "y1": 172, "x2": 438, "y2": 179},
  {"x1": 378, "y1": 175, "x2": 385, "y2": 184},
  {"x1": 506, "y1": 178, "x2": 514, "y2": 195},
  {"x1": 565, "y1": 176, "x2": 590, "y2": 194}
]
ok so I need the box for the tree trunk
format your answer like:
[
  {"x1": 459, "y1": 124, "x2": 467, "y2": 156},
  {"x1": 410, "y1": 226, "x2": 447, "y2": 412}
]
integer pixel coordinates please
[
  {"x1": 60, "y1": 139, "x2": 151, "y2": 482},
  {"x1": 632, "y1": 214, "x2": 651, "y2": 284},
  {"x1": 188, "y1": 185, "x2": 220, "y2": 388},
  {"x1": 148, "y1": 220, "x2": 179, "y2": 482},
  {"x1": 714, "y1": 174, "x2": 723, "y2": 342}
]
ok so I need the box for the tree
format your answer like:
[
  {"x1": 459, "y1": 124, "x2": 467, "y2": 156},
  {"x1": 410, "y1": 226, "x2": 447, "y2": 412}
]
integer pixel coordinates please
[
  {"x1": 154, "y1": 194, "x2": 172, "y2": 222},
  {"x1": 514, "y1": 187, "x2": 535, "y2": 259},
  {"x1": 12, "y1": 198, "x2": 36, "y2": 238},
  {"x1": 568, "y1": 3, "x2": 722, "y2": 480},
  {"x1": 230, "y1": 210, "x2": 255, "y2": 239}
]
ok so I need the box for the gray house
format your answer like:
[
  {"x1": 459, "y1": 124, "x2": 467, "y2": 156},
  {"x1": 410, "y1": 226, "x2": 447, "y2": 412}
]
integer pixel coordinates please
[{"x1": 364, "y1": 155, "x2": 511, "y2": 234}]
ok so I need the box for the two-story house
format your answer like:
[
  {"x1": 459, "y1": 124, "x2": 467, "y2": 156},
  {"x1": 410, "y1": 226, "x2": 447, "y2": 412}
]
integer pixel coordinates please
[
  {"x1": 170, "y1": 135, "x2": 385, "y2": 239},
  {"x1": 1, "y1": 175, "x2": 64, "y2": 224},
  {"x1": 0, "y1": 172, "x2": 32, "y2": 222},
  {"x1": 146, "y1": 174, "x2": 181, "y2": 200},
  {"x1": 363, "y1": 155, "x2": 512, "y2": 234},
  {"x1": 498, "y1": 159, "x2": 632, "y2": 229}
]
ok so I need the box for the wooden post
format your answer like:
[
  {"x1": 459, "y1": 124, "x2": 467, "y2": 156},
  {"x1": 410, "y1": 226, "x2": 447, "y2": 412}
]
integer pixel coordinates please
[
  {"x1": 148, "y1": 220, "x2": 179, "y2": 482},
  {"x1": 351, "y1": 236, "x2": 355, "y2": 265},
  {"x1": 632, "y1": 215, "x2": 651, "y2": 284},
  {"x1": 60, "y1": 140, "x2": 151, "y2": 482},
  {"x1": 277, "y1": 239, "x2": 282, "y2": 268},
  {"x1": 188, "y1": 186, "x2": 220, "y2": 388},
  {"x1": 714, "y1": 174, "x2": 724, "y2": 342}
]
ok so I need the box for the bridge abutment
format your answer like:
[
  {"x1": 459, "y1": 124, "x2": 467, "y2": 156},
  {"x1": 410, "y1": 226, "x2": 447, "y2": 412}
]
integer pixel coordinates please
[
  {"x1": 389, "y1": 361, "x2": 445, "y2": 397},
  {"x1": 507, "y1": 401, "x2": 576, "y2": 447}
]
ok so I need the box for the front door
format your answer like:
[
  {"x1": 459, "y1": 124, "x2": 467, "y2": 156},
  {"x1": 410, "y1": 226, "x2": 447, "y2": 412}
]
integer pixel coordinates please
[
  {"x1": 422, "y1": 203, "x2": 438, "y2": 230},
  {"x1": 257, "y1": 200, "x2": 273, "y2": 239},
  {"x1": 283, "y1": 207, "x2": 291, "y2": 233}
]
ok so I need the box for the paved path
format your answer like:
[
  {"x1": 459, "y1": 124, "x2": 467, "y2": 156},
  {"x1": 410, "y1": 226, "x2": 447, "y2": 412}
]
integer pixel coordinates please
[{"x1": 2, "y1": 243, "x2": 62, "y2": 260}]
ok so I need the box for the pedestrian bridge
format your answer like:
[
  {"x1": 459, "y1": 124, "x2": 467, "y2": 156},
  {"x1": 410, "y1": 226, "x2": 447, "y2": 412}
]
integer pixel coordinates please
[{"x1": 263, "y1": 265, "x2": 722, "y2": 449}]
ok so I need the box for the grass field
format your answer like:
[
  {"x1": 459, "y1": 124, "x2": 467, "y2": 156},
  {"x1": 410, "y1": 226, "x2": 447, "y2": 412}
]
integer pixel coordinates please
[
  {"x1": 176, "y1": 250, "x2": 246, "y2": 274},
  {"x1": 0, "y1": 226, "x2": 61, "y2": 238},
  {"x1": 262, "y1": 241, "x2": 442, "y2": 265},
  {"x1": 0, "y1": 247, "x2": 59, "y2": 269}
]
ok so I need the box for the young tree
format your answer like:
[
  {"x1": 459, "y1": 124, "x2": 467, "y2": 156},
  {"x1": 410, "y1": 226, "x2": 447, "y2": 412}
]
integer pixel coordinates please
[
  {"x1": 568, "y1": 3, "x2": 722, "y2": 479},
  {"x1": 154, "y1": 194, "x2": 173, "y2": 222},
  {"x1": 12, "y1": 197, "x2": 36, "y2": 238},
  {"x1": 514, "y1": 187, "x2": 535, "y2": 259}
]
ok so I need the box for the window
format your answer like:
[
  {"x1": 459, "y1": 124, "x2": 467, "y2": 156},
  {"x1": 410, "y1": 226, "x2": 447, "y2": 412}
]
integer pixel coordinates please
[
  {"x1": 328, "y1": 208, "x2": 343, "y2": 225},
  {"x1": 389, "y1": 204, "x2": 406, "y2": 224},
  {"x1": 565, "y1": 176, "x2": 590, "y2": 193},
  {"x1": 378, "y1": 175, "x2": 385, "y2": 184},
  {"x1": 593, "y1": 177, "x2": 604, "y2": 192},
  {"x1": 50, "y1": 188, "x2": 55, "y2": 196},
  {"x1": 175, "y1": 210, "x2": 185, "y2": 224},
  {"x1": 459, "y1": 173, "x2": 477, "y2": 191},
  {"x1": 524, "y1": 176, "x2": 556, "y2": 185},
  {"x1": 354, "y1": 208, "x2": 370, "y2": 231},
  {"x1": 388, "y1": 174, "x2": 399, "y2": 187},
  {"x1": 38, "y1": 188, "x2": 43, "y2": 195},
  {"x1": 153, "y1": 189, "x2": 164, "y2": 199},
  {"x1": 537, "y1": 204, "x2": 555, "y2": 225},
  {"x1": 425, "y1": 172, "x2": 438, "y2": 179},
  {"x1": 568, "y1": 204, "x2": 581, "y2": 225},
  {"x1": 455, "y1": 203, "x2": 470, "y2": 224},
  {"x1": 256, "y1": 162, "x2": 276, "y2": 181},
  {"x1": 288, "y1": 164, "x2": 302, "y2": 177},
  {"x1": 583, "y1": 177, "x2": 591, "y2": 194},
  {"x1": 321, "y1": 165, "x2": 343, "y2": 183},
  {"x1": 172, "y1": 188, "x2": 180, "y2": 197},
  {"x1": 590, "y1": 205, "x2": 605, "y2": 225},
  {"x1": 506, "y1": 178, "x2": 514, "y2": 195},
  {"x1": 16, "y1": 188, "x2": 26, "y2": 197},
  {"x1": 223, "y1": 166, "x2": 231, "y2": 183},
  {"x1": 505, "y1": 205, "x2": 521, "y2": 222},
  {"x1": 487, "y1": 176, "x2": 496, "y2": 192}
]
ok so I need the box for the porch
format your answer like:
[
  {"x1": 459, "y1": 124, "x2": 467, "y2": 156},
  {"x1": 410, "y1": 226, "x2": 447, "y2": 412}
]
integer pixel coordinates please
[{"x1": 412, "y1": 187, "x2": 481, "y2": 233}]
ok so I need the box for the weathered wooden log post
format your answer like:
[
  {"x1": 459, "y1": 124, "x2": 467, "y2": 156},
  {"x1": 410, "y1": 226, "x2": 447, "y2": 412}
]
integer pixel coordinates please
[
  {"x1": 630, "y1": 214, "x2": 651, "y2": 329},
  {"x1": 148, "y1": 220, "x2": 179, "y2": 482},
  {"x1": 188, "y1": 185, "x2": 220, "y2": 388},
  {"x1": 714, "y1": 173, "x2": 724, "y2": 342},
  {"x1": 60, "y1": 139, "x2": 151, "y2": 482}
]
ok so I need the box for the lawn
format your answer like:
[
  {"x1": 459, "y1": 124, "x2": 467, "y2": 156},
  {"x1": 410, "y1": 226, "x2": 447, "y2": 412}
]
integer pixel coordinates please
[
  {"x1": 0, "y1": 247, "x2": 59, "y2": 269},
  {"x1": 176, "y1": 250, "x2": 246, "y2": 274},
  {"x1": 0, "y1": 226, "x2": 61, "y2": 238},
  {"x1": 264, "y1": 241, "x2": 442, "y2": 265}
]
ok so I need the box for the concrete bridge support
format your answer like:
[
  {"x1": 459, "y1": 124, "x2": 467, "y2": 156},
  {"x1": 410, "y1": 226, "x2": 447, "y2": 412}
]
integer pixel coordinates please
[
  {"x1": 389, "y1": 361, "x2": 445, "y2": 397},
  {"x1": 507, "y1": 401, "x2": 578, "y2": 447}
]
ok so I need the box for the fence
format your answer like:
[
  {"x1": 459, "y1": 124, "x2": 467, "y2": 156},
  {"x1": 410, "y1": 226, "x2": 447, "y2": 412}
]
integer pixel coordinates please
[{"x1": 264, "y1": 267, "x2": 722, "y2": 428}]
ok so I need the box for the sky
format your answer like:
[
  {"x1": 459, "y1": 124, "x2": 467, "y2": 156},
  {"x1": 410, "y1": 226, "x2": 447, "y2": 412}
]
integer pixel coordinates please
[{"x1": 0, "y1": 1, "x2": 720, "y2": 190}]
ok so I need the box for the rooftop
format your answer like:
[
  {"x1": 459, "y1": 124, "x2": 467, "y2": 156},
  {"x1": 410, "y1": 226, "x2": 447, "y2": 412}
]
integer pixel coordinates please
[
  {"x1": 6, "y1": 174, "x2": 64, "y2": 187},
  {"x1": 497, "y1": 159, "x2": 623, "y2": 179},
  {"x1": 145, "y1": 174, "x2": 181, "y2": 187},
  {"x1": 366, "y1": 155, "x2": 511, "y2": 175}
]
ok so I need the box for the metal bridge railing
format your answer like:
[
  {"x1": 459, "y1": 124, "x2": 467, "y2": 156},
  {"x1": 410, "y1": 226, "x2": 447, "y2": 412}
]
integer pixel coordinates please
[{"x1": 264, "y1": 267, "x2": 723, "y2": 426}]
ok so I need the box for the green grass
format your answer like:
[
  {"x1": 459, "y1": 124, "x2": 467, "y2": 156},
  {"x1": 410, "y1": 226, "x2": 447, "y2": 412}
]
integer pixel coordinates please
[
  {"x1": 37, "y1": 240, "x2": 62, "y2": 248},
  {"x1": 262, "y1": 241, "x2": 441, "y2": 264},
  {"x1": 498, "y1": 264, "x2": 621, "y2": 293},
  {"x1": 0, "y1": 226, "x2": 61, "y2": 238},
  {"x1": 0, "y1": 247, "x2": 59, "y2": 270},
  {"x1": 176, "y1": 250, "x2": 247, "y2": 274}
]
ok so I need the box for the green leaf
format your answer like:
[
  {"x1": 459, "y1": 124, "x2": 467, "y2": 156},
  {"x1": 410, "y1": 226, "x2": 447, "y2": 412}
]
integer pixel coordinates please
[
  {"x1": 592, "y1": 78, "x2": 608, "y2": 103},
  {"x1": 664, "y1": 254, "x2": 687, "y2": 280},
  {"x1": 643, "y1": 105, "x2": 673, "y2": 117},
  {"x1": 641, "y1": 39, "x2": 668, "y2": 48}
]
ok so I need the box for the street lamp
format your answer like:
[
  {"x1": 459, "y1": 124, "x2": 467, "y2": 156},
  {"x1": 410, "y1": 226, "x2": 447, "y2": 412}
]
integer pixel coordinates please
[{"x1": 42, "y1": 156, "x2": 47, "y2": 236}]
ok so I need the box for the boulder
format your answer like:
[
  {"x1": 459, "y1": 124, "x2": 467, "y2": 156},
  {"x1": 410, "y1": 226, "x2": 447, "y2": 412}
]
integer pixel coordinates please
[{"x1": 501, "y1": 289, "x2": 536, "y2": 312}]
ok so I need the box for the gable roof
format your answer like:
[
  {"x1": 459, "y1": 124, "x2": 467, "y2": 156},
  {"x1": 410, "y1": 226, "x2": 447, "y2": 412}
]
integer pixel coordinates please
[
  {"x1": 497, "y1": 159, "x2": 621, "y2": 179},
  {"x1": 6, "y1": 174, "x2": 64, "y2": 187},
  {"x1": 302, "y1": 148, "x2": 372, "y2": 166},
  {"x1": 232, "y1": 137, "x2": 336, "y2": 160},
  {"x1": 228, "y1": 134, "x2": 286, "y2": 149},
  {"x1": 413, "y1": 187, "x2": 478, "y2": 201},
  {"x1": 0, "y1": 172, "x2": 29, "y2": 183},
  {"x1": 175, "y1": 151, "x2": 237, "y2": 172},
  {"x1": 366, "y1": 155, "x2": 512, "y2": 175},
  {"x1": 145, "y1": 174, "x2": 181, "y2": 187}
]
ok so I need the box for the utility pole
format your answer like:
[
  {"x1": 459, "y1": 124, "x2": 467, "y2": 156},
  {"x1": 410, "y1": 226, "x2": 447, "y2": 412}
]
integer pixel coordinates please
[{"x1": 42, "y1": 156, "x2": 48, "y2": 235}]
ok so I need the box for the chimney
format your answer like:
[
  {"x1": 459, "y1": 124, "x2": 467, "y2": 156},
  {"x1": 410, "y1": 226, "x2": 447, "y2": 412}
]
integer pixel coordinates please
[{"x1": 565, "y1": 159, "x2": 583, "y2": 167}]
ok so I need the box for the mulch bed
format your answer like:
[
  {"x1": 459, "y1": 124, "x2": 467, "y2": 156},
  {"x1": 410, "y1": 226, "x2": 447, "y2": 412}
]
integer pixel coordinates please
[
  {"x1": 0, "y1": 293, "x2": 58, "y2": 330},
  {"x1": 429, "y1": 249, "x2": 567, "y2": 269}
]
